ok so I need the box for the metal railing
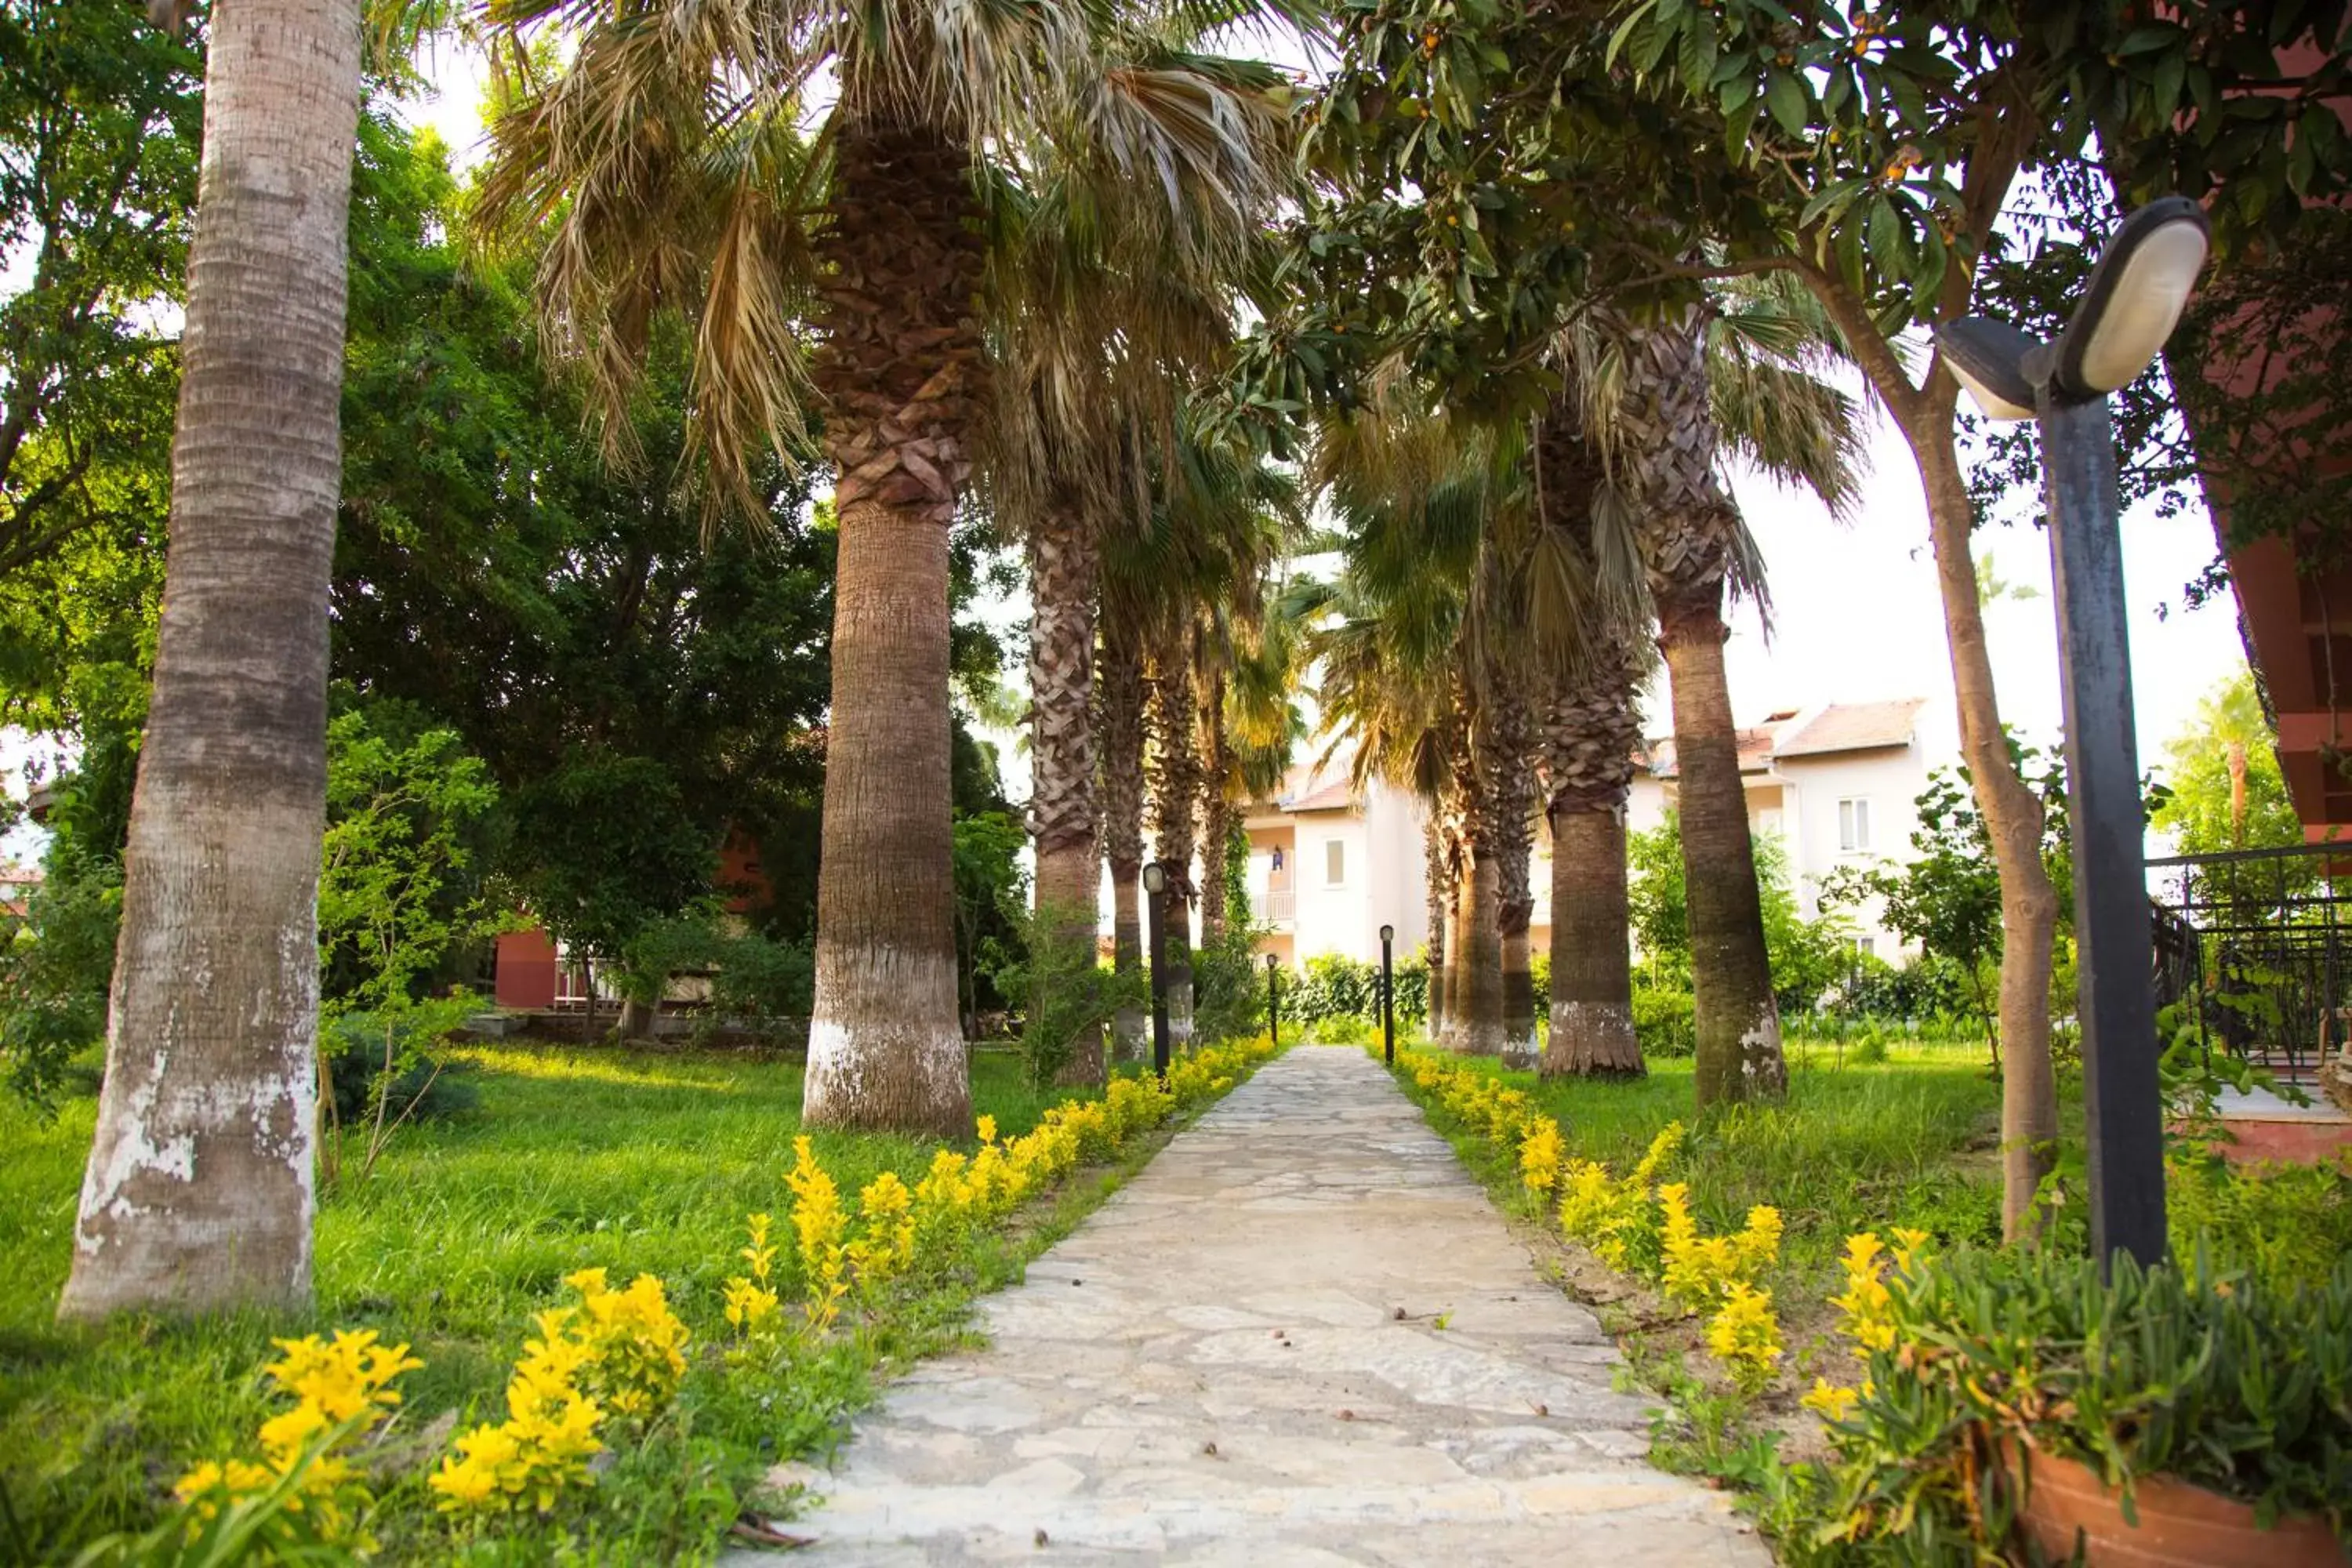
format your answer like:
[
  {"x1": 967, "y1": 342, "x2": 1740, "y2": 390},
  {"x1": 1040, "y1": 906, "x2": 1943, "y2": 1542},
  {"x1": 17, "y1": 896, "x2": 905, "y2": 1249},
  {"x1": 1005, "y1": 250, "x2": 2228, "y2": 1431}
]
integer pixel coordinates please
[
  {"x1": 2148, "y1": 842, "x2": 2348, "y2": 1087},
  {"x1": 1251, "y1": 889, "x2": 1296, "y2": 927}
]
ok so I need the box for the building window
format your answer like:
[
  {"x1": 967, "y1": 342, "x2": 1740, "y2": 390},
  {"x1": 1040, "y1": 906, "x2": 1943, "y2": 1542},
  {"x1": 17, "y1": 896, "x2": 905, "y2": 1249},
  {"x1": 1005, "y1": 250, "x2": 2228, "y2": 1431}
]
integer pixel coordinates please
[
  {"x1": 1852, "y1": 935, "x2": 1876, "y2": 959},
  {"x1": 1838, "y1": 797, "x2": 1872, "y2": 854},
  {"x1": 1324, "y1": 838, "x2": 1346, "y2": 887}
]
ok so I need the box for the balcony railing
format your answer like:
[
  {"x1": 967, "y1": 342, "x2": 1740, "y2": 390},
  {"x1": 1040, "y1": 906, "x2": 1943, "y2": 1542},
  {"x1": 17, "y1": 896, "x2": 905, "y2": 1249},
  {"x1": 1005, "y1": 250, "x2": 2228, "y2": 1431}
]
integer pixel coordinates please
[{"x1": 1251, "y1": 889, "x2": 1295, "y2": 927}]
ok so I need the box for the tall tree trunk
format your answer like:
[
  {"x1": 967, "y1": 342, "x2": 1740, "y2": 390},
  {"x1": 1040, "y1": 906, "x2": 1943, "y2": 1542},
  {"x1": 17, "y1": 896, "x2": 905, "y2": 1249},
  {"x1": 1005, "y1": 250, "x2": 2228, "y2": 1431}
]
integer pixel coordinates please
[
  {"x1": 800, "y1": 103, "x2": 981, "y2": 1138},
  {"x1": 1149, "y1": 629, "x2": 1200, "y2": 1047},
  {"x1": 1541, "y1": 652, "x2": 1648, "y2": 1080},
  {"x1": 1626, "y1": 315, "x2": 1785, "y2": 1105},
  {"x1": 1658, "y1": 590, "x2": 1784, "y2": 1103},
  {"x1": 1532, "y1": 396, "x2": 1646, "y2": 1079},
  {"x1": 1422, "y1": 816, "x2": 1450, "y2": 1036},
  {"x1": 1029, "y1": 503, "x2": 1103, "y2": 1086},
  {"x1": 1489, "y1": 682, "x2": 1539, "y2": 1069},
  {"x1": 1450, "y1": 688, "x2": 1507, "y2": 1057},
  {"x1": 1030, "y1": 510, "x2": 1105, "y2": 1084},
  {"x1": 60, "y1": 0, "x2": 363, "y2": 1319},
  {"x1": 1100, "y1": 615, "x2": 1148, "y2": 1064},
  {"x1": 1200, "y1": 671, "x2": 1233, "y2": 942},
  {"x1": 1918, "y1": 438, "x2": 2058, "y2": 1238}
]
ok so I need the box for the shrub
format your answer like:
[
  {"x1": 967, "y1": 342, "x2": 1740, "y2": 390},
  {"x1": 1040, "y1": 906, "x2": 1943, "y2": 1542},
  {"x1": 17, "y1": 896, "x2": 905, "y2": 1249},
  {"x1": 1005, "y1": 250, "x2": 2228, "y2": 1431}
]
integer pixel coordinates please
[
  {"x1": 0, "y1": 860, "x2": 120, "y2": 1112},
  {"x1": 322, "y1": 1003, "x2": 478, "y2": 1127},
  {"x1": 1631, "y1": 986, "x2": 1696, "y2": 1057}
]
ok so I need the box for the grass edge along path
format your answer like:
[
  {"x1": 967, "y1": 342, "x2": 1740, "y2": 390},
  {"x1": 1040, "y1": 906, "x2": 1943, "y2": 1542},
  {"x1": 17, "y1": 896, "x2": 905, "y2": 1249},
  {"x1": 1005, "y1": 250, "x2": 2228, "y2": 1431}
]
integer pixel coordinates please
[
  {"x1": 1383, "y1": 1040, "x2": 2352, "y2": 1564},
  {"x1": 18, "y1": 1034, "x2": 1283, "y2": 1566}
]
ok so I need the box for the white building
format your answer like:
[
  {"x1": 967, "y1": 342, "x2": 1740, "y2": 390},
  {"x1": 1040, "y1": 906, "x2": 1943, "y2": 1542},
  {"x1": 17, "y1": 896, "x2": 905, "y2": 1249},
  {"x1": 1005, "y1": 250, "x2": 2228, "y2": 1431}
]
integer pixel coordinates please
[
  {"x1": 1626, "y1": 696, "x2": 1964, "y2": 959},
  {"x1": 1241, "y1": 758, "x2": 1433, "y2": 968},
  {"x1": 1164, "y1": 695, "x2": 1962, "y2": 970}
]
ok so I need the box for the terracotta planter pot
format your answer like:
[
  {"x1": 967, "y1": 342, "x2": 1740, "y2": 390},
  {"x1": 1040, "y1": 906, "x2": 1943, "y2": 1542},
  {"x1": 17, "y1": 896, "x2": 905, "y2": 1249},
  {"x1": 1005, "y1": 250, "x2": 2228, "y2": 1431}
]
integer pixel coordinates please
[{"x1": 2008, "y1": 1441, "x2": 2349, "y2": 1568}]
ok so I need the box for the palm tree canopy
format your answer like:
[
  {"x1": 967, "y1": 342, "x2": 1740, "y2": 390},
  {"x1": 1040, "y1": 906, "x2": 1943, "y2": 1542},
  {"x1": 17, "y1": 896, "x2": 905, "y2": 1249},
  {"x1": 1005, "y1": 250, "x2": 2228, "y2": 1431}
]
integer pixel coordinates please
[{"x1": 470, "y1": 0, "x2": 1307, "y2": 515}]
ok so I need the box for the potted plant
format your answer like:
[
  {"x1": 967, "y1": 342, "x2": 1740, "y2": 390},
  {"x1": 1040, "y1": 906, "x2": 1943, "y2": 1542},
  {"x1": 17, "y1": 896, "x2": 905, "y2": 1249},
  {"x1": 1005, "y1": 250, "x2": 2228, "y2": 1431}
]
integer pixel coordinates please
[{"x1": 1781, "y1": 1243, "x2": 2350, "y2": 1564}]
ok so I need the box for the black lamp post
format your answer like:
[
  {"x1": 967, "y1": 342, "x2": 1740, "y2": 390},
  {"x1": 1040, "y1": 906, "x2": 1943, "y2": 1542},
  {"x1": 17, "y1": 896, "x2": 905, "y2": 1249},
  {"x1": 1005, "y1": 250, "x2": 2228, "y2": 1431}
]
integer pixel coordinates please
[
  {"x1": 1142, "y1": 860, "x2": 1172, "y2": 1082},
  {"x1": 1265, "y1": 954, "x2": 1281, "y2": 1048},
  {"x1": 1936, "y1": 197, "x2": 2209, "y2": 1272},
  {"x1": 1378, "y1": 924, "x2": 1396, "y2": 1067}
]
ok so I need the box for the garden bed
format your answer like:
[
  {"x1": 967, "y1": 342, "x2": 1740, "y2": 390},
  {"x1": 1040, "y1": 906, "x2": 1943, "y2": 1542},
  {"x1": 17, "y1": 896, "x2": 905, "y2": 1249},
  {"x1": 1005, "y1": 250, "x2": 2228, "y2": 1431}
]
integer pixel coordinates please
[{"x1": 0, "y1": 1036, "x2": 1276, "y2": 1561}]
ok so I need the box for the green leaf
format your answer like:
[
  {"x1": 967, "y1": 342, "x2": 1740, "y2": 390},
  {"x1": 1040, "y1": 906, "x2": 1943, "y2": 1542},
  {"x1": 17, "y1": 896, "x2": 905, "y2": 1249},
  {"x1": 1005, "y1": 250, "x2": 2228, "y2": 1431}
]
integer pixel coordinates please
[
  {"x1": 1604, "y1": 1, "x2": 1659, "y2": 70},
  {"x1": 1764, "y1": 71, "x2": 1809, "y2": 138}
]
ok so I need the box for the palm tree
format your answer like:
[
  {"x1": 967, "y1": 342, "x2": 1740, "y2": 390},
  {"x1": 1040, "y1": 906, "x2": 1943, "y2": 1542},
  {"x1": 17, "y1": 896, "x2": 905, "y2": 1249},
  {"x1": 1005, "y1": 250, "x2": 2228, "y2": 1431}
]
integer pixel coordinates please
[
  {"x1": 1537, "y1": 281, "x2": 1862, "y2": 1086},
  {"x1": 1530, "y1": 397, "x2": 1653, "y2": 1079},
  {"x1": 475, "y1": 0, "x2": 1290, "y2": 1134},
  {"x1": 1098, "y1": 609, "x2": 1151, "y2": 1063},
  {"x1": 986, "y1": 177, "x2": 1272, "y2": 1089},
  {"x1": 60, "y1": 0, "x2": 365, "y2": 1317}
]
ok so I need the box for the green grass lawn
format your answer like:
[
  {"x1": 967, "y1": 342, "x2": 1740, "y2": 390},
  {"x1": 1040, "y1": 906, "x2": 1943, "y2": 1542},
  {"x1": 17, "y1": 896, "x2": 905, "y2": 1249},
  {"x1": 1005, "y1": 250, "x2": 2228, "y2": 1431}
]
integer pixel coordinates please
[{"x1": 0, "y1": 1041, "x2": 1104, "y2": 1557}]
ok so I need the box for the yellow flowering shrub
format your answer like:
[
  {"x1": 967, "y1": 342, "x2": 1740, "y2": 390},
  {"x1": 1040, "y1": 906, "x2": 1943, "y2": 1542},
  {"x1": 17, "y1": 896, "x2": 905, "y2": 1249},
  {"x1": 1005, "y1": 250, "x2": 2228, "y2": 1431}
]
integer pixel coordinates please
[
  {"x1": 175, "y1": 1330, "x2": 420, "y2": 1548},
  {"x1": 430, "y1": 1319, "x2": 604, "y2": 1517},
  {"x1": 1704, "y1": 1282, "x2": 1783, "y2": 1394},
  {"x1": 786, "y1": 1134, "x2": 849, "y2": 1332},
  {"x1": 1519, "y1": 1118, "x2": 1564, "y2": 1198},
  {"x1": 1554, "y1": 1123, "x2": 1686, "y2": 1273},
  {"x1": 724, "y1": 1211, "x2": 783, "y2": 1341},
  {"x1": 845, "y1": 1170, "x2": 916, "y2": 1292},
  {"x1": 558, "y1": 1267, "x2": 690, "y2": 1419},
  {"x1": 1800, "y1": 1377, "x2": 1861, "y2": 1422},
  {"x1": 1657, "y1": 1185, "x2": 1782, "y2": 1311}
]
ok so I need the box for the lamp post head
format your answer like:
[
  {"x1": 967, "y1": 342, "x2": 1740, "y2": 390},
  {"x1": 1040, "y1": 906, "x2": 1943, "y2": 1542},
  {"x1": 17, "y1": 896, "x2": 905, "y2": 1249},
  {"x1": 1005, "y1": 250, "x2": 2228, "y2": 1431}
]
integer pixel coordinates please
[
  {"x1": 1265, "y1": 953, "x2": 1278, "y2": 972},
  {"x1": 1142, "y1": 861, "x2": 1166, "y2": 895},
  {"x1": 1379, "y1": 924, "x2": 1395, "y2": 945},
  {"x1": 1936, "y1": 197, "x2": 2209, "y2": 418}
]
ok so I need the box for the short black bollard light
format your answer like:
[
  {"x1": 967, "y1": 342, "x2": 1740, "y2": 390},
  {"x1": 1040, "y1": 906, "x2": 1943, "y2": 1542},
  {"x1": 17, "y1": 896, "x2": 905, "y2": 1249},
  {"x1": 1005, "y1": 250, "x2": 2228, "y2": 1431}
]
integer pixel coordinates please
[
  {"x1": 1936, "y1": 197, "x2": 2209, "y2": 1272},
  {"x1": 1142, "y1": 860, "x2": 1172, "y2": 1083},
  {"x1": 1378, "y1": 924, "x2": 1396, "y2": 1067},
  {"x1": 1265, "y1": 953, "x2": 1281, "y2": 1048}
]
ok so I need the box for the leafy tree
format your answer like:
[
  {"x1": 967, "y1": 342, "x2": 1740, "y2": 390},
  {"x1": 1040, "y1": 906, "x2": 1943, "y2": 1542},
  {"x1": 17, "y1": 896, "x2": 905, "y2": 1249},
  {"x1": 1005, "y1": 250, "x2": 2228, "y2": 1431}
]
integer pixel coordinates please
[
  {"x1": 1823, "y1": 752, "x2": 2074, "y2": 1063},
  {"x1": 2152, "y1": 669, "x2": 2305, "y2": 859},
  {"x1": 317, "y1": 706, "x2": 506, "y2": 1182},
  {"x1": 0, "y1": 0, "x2": 194, "y2": 717},
  {"x1": 1281, "y1": 0, "x2": 2350, "y2": 1236},
  {"x1": 328, "y1": 117, "x2": 839, "y2": 960},
  {"x1": 1628, "y1": 811, "x2": 1849, "y2": 1011}
]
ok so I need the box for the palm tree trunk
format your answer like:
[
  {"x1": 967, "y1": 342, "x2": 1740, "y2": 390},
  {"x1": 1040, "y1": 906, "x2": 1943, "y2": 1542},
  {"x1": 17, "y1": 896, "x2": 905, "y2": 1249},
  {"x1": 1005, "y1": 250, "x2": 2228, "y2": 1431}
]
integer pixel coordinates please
[
  {"x1": 1100, "y1": 615, "x2": 1148, "y2": 1063},
  {"x1": 1625, "y1": 315, "x2": 1784, "y2": 1105},
  {"x1": 1149, "y1": 630, "x2": 1200, "y2": 1047},
  {"x1": 1422, "y1": 817, "x2": 1450, "y2": 1035},
  {"x1": 1659, "y1": 586, "x2": 1785, "y2": 1103},
  {"x1": 1029, "y1": 503, "x2": 1104, "y2": 1087},
  {"x1": 1490, "y1": 681, "x2": 1539, "y2": 1069},
  {"x1": 1540, "y1": 648, "x2": 1647, "y2": 1080},
  {"x1": 1450, "y1": 691, "x2": 1506, "y2": 1058},
  {"x1": 800, "y1": 103, "x2": 982, "y2": 1138},
  {"x1": 60, "y1": 0, "x2": 364, "y2": 1319},
  {"x1": 1200, "y1": 671, "x2": 1233, "y2": 942}
]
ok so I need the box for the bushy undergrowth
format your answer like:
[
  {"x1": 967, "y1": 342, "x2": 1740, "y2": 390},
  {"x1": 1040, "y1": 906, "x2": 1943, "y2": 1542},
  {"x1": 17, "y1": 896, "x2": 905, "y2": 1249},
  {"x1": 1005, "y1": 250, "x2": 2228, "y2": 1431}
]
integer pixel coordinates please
[{"x1": 2, "y1": 1035, "x2": 1279, "y2": 1563}]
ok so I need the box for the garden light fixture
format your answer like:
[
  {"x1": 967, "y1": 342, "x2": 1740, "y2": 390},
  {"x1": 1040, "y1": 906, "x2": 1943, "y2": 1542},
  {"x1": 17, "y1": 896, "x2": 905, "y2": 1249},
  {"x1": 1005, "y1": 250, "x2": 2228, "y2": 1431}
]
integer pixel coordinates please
[
  {"x1": 1933, "y1": 196, "x2": 2209, "y2": 1273},
  {"x1": 1377, "y1": 925, "x2": 1397, "y2": 1067},
  {"x1": 1142, "y1": 862, "x2": 1172, "y2": 1080}
]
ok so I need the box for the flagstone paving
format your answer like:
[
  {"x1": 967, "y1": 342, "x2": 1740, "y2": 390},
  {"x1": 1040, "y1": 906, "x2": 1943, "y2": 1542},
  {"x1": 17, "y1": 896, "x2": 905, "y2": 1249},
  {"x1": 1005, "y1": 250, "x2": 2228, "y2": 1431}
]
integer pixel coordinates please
[{"x1": 731, "y1": 1045, "x2": 1770, "y2": 1566}]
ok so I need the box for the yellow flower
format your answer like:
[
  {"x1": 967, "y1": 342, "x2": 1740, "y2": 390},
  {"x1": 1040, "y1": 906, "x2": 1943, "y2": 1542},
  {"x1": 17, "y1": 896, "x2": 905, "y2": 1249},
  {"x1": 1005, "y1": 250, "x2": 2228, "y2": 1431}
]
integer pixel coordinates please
[
  {"x1": 1519, "y1": 1119, "x2": 1565, "y2": 1197},
  {"x1": 1800, "y1": 1378, "x2": 1859, "y2": 1422}
]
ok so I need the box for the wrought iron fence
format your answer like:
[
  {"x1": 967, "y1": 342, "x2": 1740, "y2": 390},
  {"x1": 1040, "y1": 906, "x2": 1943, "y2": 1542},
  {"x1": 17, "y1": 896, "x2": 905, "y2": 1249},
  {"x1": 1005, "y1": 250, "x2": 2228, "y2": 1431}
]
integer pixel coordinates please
[{"x1": 2147, "y1": 842, "x2": 2346, "y2": 1087}]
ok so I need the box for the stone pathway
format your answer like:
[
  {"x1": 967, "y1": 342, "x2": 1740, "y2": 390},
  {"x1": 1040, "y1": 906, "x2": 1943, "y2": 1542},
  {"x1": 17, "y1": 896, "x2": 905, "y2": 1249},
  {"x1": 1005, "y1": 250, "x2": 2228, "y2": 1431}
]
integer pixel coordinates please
[{"x1": 734, "y1": 1047, "x2": 1769, "y2": 1566}]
